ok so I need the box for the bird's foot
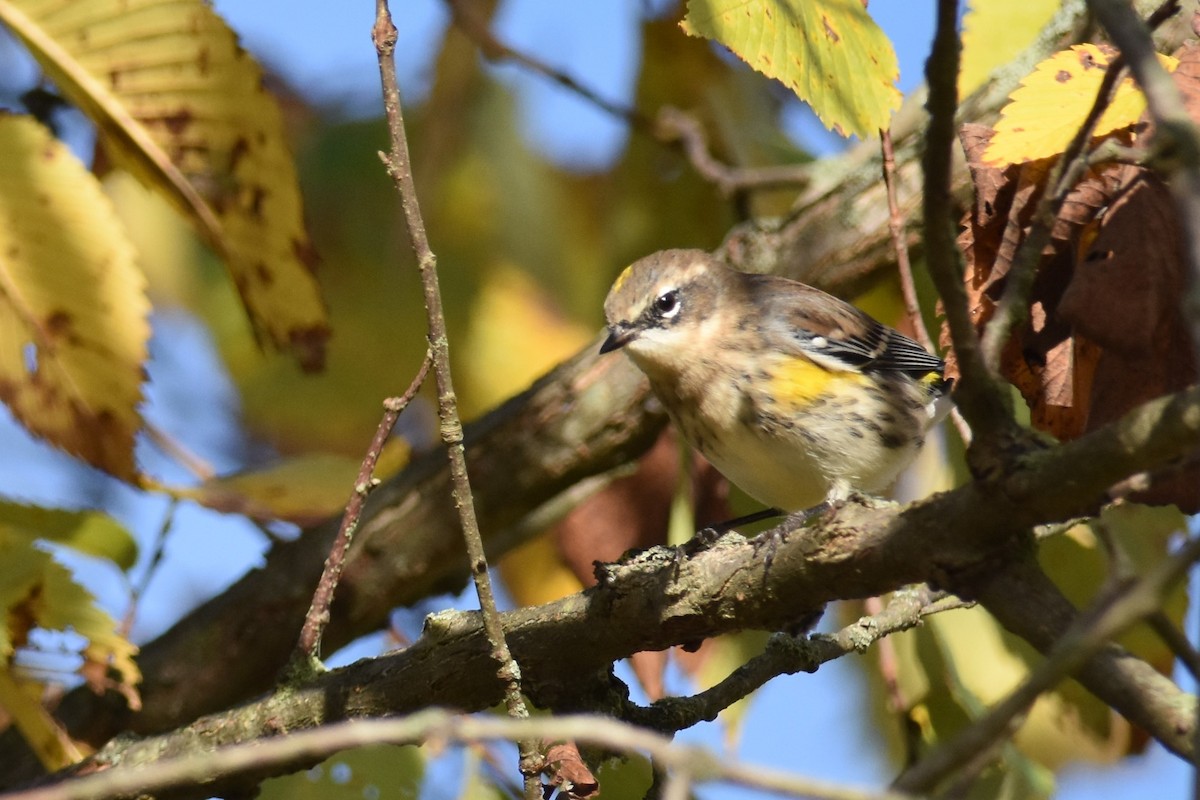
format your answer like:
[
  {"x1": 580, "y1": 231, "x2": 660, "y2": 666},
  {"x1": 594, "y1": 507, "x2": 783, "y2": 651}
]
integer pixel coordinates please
[{"x1": 751, "y1": 501, "x2": 834, "y2": 574}]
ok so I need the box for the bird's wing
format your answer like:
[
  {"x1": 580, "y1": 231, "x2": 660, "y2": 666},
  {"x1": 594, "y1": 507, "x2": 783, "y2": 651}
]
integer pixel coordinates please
[{"x1": 744, "y1": 274, "x2": 944, "y2": 379}]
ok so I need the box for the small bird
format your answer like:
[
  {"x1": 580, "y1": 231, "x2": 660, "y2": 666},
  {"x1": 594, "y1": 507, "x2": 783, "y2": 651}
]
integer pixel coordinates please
[{"x1": 601, "y1": 249, "x2": 950, "y2": 514}]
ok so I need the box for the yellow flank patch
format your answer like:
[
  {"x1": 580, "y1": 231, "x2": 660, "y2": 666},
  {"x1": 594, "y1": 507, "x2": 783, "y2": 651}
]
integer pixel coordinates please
[
  {"x1": 611, "y1": 263, "x2": 636, "y2": 293},
  {"x1": 769, "y1": 356, "x2": 866, "y2": 407}
]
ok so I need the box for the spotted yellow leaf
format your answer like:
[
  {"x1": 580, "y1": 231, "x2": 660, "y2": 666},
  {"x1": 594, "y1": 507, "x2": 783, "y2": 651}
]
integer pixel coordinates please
[
  {"x1": 0, "y1": 114, "x2": 148, "y2": 479},
  {"x1": 0, "y1": 0, "x2": 329, "y2": 370},
  {"x1": 985, "y1": 44, "x2": 1179, "y2": 166},
  {"x1": 681, "y1": 0, "x2": 901, "y2": 138}
]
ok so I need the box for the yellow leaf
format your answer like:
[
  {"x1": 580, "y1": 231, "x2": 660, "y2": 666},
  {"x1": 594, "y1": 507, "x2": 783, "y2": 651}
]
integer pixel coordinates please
[
  {"x1": 165, "y1": 441, "x2": 410, "y2": 526},
  {"x1": 681, "y1": 0, "x2": 901, "y2": 138},
  {"x1": 0, "y1": 501, "x2": 138, "y2": 571},
  {"x1": 985, "y1": 44, "x2": 1179, "y2": 166},
  {"x1": 498, "y1": 533, "x2": 584, "y2": 608},
  {"x1": 0, "y1": 538, "x2": 140, "y2": 693},
  {"x1": 460, "y1": 264, "x2": 591, "y2": 416},
  {"x1": 0, "y1": 669, "x2": 83, "y2": 770},
  {"x1": 0, "y1": 0, "x2": 330, "y2": 369},
  {"x1": 0, "y1": 114, "x2": 148, "y2": 480},
  {"x1": 959, "y1": 0, "x2": 1061, "y2": 97},
  {"x1": 926, "y1": 606, "x2": 1128, "y2": 770}
]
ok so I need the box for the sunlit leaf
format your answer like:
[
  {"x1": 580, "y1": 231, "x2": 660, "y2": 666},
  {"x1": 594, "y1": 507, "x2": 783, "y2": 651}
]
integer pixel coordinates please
[
  {"x1": 0, "y1": 669, "x2": 82, "y2": 770},
  {"x1": 926, "y1": 605, "x2": 1128, "y2": 770},
  {"x1": 985, "y1": 44, "x2": 1179, "y2": 166},
  {"x1": 681, "y1": 0, "x2": 901, "y2": 138},
  {"x1": 1041, "y1": 504, "x2": 1189, "y2": 676},
  {"x1": 960, "y1": 0, "x2": 1061, "y2": 97},
  {"x1": 0, "y1": 539, "x2": 140, "y2": 692},
  {"x1": 164, "y1": 441, "x2": 410, "y2": 526},
  {"x1": 0, "y1": 501, "x2": 137, "y2": 571},
  {"x1": 0, "y1": 0, "x2": 329, "y2": 369},
  {"x1": 460, "y1": 263, "x2": 591, "y2": 417},
  {"x1": 0, "y1": 113, "x2": 148, "y2": 480}
]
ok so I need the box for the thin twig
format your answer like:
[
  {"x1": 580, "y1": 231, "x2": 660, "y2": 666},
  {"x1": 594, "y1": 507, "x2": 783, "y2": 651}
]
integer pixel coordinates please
[
  {"x1": 443, "y1": 0, "x2": 650, "y2": 131},
  {"x1": 863, "y1": 595, "x2": 909, "y2": 716},
  {"x1": 617, "y1": 585, "x2": 963, "y2": 734},
  {"x1": 143, "y1": 423, "x2": 215, "y2": 481},
  {"x1": 1147, "y1": 611, "x2": 1200, "y2": 682},
  {"x1": 4, "y1": 710, "x2": 917, "y2": 800},
  {"x1": 881, "y1": 128, "x2": 933, "y2": 354},
  {"x1": 894, "y1": 535, "x2": 1200, "y2": 794},
  {"x1": 921, "y1": 0, "x2": 1015, "y2": 444},
  {"x1": 881, "y1": 125, "x2": 974, "y2": 446},
  {"x1": 656, "y1": 107, "x2": 812, "y2": 197},
  {"x1": 121, "y1": 498, "x2": 179, "y2": 637},
  {"x1": 293, "y1": 352, "x2": 432, "y2": 666},
  {"x1": 980, "y1": 0, "x2": 1182, "y2": 371},
  {"x1": 442, "y1": 2, "x2": 811, "y2": 201},
  {"x1": 371, "y1": 3, "x2": 541, "y2": 794}
]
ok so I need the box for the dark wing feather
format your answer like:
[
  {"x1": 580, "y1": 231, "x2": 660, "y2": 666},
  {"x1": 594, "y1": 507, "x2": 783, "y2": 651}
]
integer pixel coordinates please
[{"x1": 742, "y1": 273, "x2": 944, "y2": 379}]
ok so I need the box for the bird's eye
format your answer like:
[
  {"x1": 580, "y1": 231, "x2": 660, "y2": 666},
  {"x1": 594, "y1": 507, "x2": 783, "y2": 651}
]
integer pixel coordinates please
[{"x1": 653, "y1": 289, "x2": 681, "y2": 318}]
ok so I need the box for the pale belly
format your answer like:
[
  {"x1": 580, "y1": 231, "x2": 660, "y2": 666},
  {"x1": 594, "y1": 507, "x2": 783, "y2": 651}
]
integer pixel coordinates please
[{"x1": 667, "y1": 377, "x2": 927, "y2": 512}]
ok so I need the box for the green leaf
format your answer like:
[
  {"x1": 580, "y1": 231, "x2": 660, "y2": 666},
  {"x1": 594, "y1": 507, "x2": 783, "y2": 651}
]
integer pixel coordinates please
[
  {"x1": 681, "y1": 0, "x2": 901, "y2": 138},
  {"x1": 0, "y1": 501, "x2": 138, "y2": 571},
  {"x1": 259, "y1": 744, "x2": 424, "y2": 800},
  {"x1": 0, "y1": 113, "x2": 149, "y2": 480}
]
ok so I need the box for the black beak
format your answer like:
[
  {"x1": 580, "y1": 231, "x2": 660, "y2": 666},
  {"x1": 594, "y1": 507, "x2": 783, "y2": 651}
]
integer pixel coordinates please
[{"x1": 600, "y1": 325, "x2": 634, "y2": 354}]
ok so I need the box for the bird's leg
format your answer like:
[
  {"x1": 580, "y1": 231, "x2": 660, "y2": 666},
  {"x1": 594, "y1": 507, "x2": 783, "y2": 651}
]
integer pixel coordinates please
[
  {"x1": 752, "y1": 500, "x2": 835, "y2": 573},
  {"x1": 668, "y1": 507, "x2": 785, "y2": 579},
  {"x1": 695, "y1": 506, "x2": 784, "y2": 546}
]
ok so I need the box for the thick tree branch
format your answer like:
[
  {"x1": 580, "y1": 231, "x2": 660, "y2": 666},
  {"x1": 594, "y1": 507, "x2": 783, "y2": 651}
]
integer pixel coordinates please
[
  {"x1": 19, "y1": 383, "x2": 1200, "y2": 798},
  {"x1": 0, "y1": 345, "x2": 665, "y2": 788}
]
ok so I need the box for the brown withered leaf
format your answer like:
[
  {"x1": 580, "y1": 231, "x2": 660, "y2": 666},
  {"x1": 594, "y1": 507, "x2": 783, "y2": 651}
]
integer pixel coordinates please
[
  {"x1": 950, "y1": 125, "x2": 1116, "y2": 439},
  {"x1": 543, "y1": 741, "x2": 599, "y2": 799},
  {"x1": 949, "y1": 44, "x2": 1200, "y2": 508},
  {"x1": 1060, "y1": 173, "x2": 1198, "y2": 508}
]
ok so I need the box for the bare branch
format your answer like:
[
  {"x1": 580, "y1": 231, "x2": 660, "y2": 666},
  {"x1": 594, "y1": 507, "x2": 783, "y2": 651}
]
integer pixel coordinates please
[
  {"x1": 372, "y1": 2, "x2": 539, "y2": 789},
  {"x1": 292, "y1": 351, "x2": 431, "y2": 665},
  {"x1": 922, "y1": 0, "x2": 1017, "y2": 445},
  {"x1": 5, "y1": 711, "x2": 916, "y2": 800}
]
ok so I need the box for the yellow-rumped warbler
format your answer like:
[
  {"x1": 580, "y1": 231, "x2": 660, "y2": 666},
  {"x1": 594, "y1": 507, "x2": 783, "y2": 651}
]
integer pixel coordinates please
[{"x1": 601, "y1": 249, "x2": 951, "y2": 513}]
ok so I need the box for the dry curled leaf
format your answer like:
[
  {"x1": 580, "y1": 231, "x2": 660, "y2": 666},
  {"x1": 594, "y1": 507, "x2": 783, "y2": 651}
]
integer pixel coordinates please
[{"x1": 948, "y1": 42, "x2": 1200, "y2": 509}]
